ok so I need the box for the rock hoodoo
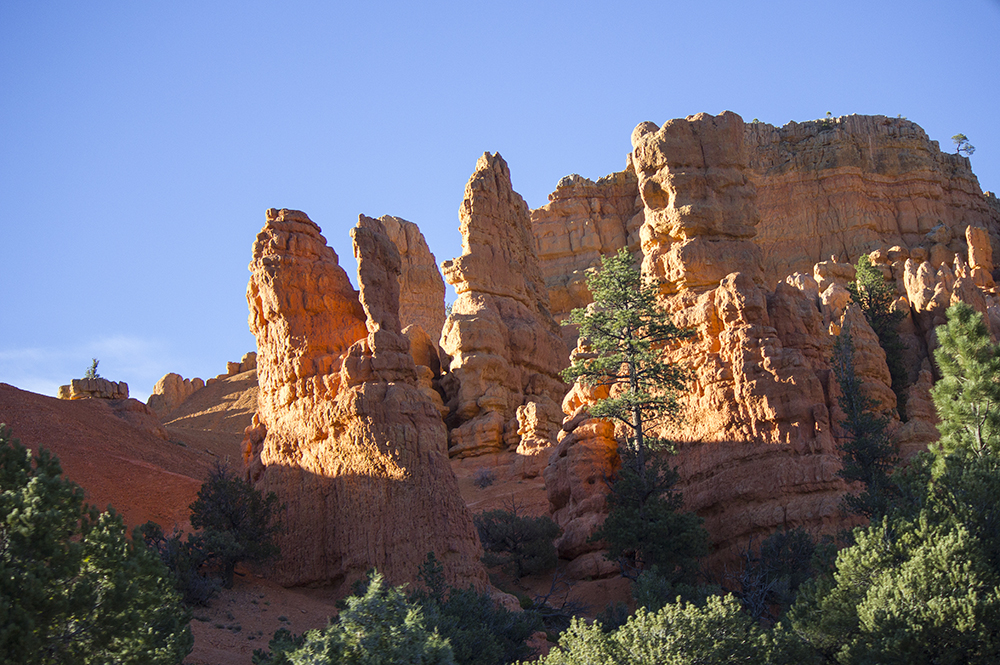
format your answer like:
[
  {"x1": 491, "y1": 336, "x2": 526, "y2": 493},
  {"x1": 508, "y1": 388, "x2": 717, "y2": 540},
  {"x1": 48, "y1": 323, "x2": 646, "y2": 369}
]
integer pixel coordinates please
[
  {"x1": 632, "y1": 111, "x2": 765, "y2": 294},
  {"x1": 378, "y1": 215, "x2": 447, "y2": 349},
  {"x1": 440, "y1": 153, "x2": 569, "y2": 460},
  {"x1": 243, "y1": 208, "x2": 487, "y2": 589}
]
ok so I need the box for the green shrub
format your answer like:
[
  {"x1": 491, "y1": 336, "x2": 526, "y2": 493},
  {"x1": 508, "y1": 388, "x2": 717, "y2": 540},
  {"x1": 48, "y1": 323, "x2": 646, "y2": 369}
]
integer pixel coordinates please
[
  {"x1": 474, "y1": 506, "x2": 560, "y2": 579},
  {"x1": 189, "y1": 460, "x2": 282, "y2": 588},
  {"x1": 535, "y1": 594, "x2": 813, "y2": 665},
  {"x1": 259, "y1": 571, "x2": 454, "y2": 665},
  {"x1": 0, "y1": 424, "x2": 192, "y2": 664},
  {"x1": 136, "y1": 521, "x2": 218, "y2": 606},
  {"x1": 847, "y1": 255, "x2": 908, "y2": 420}
]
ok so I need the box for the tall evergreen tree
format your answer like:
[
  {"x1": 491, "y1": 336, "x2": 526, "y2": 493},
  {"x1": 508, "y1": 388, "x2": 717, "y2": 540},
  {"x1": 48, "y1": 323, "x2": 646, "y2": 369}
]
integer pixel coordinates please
[
  {"x1": 561, "y1": 248, "x2": 706, "y2": 578},
  {"x1": 931, "y1": 302, "x2": 1000, "y2": 460},
  {"x1": 847, "y1": 255, "x2": 909, "y2": 419},
  {"x1": 831, "y1": 327, "x2": 899, "y2": 519}
]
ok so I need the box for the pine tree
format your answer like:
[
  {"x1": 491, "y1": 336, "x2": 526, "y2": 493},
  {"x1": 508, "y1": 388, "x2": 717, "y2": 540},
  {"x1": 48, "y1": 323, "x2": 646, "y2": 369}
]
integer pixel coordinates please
[
  {"x1": 847, "y1": 255, "x2": 908, "y2": 419},
  {"x1": 831, "y1": 327, "x2": 899, "y2": 519},
  {"x1": 561, "y1": 248, "x2": 706, "y2": 578},
  {"x1": 0, "y1": 424, "x2": 192, "y2": 664},
  {"x1": 188, "y1": 461, "x2": 282, "y2": 588},
  {"x1": 931, "y1": 302, "x2": 1000, "y2": 460}
]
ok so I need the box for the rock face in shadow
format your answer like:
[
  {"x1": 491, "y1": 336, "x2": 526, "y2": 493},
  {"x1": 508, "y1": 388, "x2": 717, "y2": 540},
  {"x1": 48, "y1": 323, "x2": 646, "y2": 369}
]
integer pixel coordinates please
[
  {"x1": 440, "y1": 153, "x2": 569, "y2": 460},
  {"x1": 243, "y1": 208, "x2": 486, "y2": 590}
]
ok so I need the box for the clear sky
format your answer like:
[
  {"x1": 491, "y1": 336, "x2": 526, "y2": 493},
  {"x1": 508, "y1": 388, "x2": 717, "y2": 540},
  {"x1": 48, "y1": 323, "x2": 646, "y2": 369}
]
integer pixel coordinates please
[{"x1": 2, "y1": 1, "x2": 998, "y2": 402}]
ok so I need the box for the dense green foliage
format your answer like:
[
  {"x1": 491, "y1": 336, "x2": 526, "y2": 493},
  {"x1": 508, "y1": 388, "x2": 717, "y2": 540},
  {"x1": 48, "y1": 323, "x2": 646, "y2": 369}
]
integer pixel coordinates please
[
  {"x1": 930, "y1": 301, "x2": 1000, "y2": 461},
  {"x1": 831, "y1": 328, "x2": 899, "y2": 519},
  {"x1": 533, "y1": 593, "x2": 814, "y2": 665},
  {"x1": 847, "y1": 255, "x2": 908, "y2": 419},
  {"x1": 789, "y1": 453, "x2": 1000, "y2": 663},
  {"x1": 84, "y1": 357, "x2": 100, "y2": 379},
  {"x1": 255, "y1": 560, "x2": 540, "y2": 665},
  {"x1": 410, "y1": 553, "x2": 541, "y2": 665},
  {"x1": 0, "y1": 424, "x2": 192, "y2": 665},
  {"x1": 788, "y1": 303, "x2": 1000, "y2": 663},
  {"x1": 474, "y1": 507, "x2": 560, "y2": 579},
  {"x1": 188, "y1": 460, "x2": 282, "y2": 588},
  {"x1": 562, "y1": 248, "x2": 706, "y2": 576},
  {"x1": 264, "y1": 571, "x2": 455, "y2": 665},
  {"x1": 136, "y1": 521, "x2": 219, "y2": 606},
  {"x1": 729, "y1": 527, "x2": 821, "y2": 622}
]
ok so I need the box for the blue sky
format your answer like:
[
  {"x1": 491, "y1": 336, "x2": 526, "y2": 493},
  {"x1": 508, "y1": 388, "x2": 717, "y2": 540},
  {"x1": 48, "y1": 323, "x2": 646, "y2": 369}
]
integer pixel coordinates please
[{"x1": 2, "y1": 1, "x2": 998, "y2": 401}]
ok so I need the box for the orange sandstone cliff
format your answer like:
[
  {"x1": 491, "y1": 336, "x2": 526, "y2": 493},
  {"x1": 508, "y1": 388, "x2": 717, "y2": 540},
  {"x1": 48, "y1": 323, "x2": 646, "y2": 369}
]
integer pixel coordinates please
[
  {"x1": 542, "y1": 111, "x2": 1000, "y2": 572},
  {"x1": 440, "y1": 153, "x2": 569, "y2": 464},
  {"x1": 242, "y1": 208, "x2": 487, "y2": 590}
]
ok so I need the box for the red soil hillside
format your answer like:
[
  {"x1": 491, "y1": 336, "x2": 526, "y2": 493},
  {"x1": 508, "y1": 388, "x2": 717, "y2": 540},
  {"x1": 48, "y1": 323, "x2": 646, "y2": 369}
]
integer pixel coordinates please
[{"x1": 0, "y1": 383, "x2": 214, "y2": 531}]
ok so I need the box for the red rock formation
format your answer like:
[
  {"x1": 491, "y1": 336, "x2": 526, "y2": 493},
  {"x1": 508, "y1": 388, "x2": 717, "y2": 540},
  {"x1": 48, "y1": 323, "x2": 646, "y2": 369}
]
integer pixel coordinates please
[
  {"x1": 379, "y1": 215, "x2": 447, "y2": 348},
  {"x1": 545, "y1": 113, "x2": 912, "y2": 570},
  {"x1": 244, "y1": 208, "x2": 486, "y2": 590},
  {"x1": 531, "y1": 170, "x2": 644, "y2": 333},
  {"x1": 632, "y1": 112, "x2": 764, "y2": 295},
  {"x1": 747, "y1": 114, "x2": 1000, "y2": 285},
  {"x1": 148, "y1": 373, "x2": 205, "y2": 418},
  {"x1": 440, "y1": 154, "x2": 569, "y2": 459},
  {"x1": 58, "y1": 377, "x2": 129, "y2": 400}
]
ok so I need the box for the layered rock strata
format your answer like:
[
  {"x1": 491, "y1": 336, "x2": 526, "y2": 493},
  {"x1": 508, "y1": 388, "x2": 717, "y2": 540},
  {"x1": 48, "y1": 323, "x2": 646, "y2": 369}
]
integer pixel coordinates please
[
  {"x1": 633, "y1": 112, "x2": 765, "y2": 294},
  {"x1": 440, "y1": 153, "x2": 569, "y2": 459},
  {"x1": 746, "y1": 114, "x2": 1000, "y2": 285},
  {"x1": 243, "y1": 208, "x2": 486, "y2": 589},
  {"x1": 530, "y1": 114, "x2": 1000, "y2": 321},
  {"x1": 531, "y1": 170, "x2": 644, "y2": 333}
]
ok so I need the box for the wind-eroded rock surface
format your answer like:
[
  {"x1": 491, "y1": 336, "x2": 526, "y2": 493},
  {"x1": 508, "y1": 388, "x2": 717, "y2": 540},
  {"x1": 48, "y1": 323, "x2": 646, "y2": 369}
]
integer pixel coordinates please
[
  {"x1": 243, "y1": 208, "x2": 486, "y2": 589},
  {"x1": 545, "y1": 111, "x2": 1000, "y2": 570},
  {"x1": 440, "y1": 153, "x2": 569, "y2": 461},
  {"x1": 531, "y1": 170, "x2": 644, "y2": 332},
  {"x1": 747, "y1": 115, "x2": 1000, "y2": 284}
]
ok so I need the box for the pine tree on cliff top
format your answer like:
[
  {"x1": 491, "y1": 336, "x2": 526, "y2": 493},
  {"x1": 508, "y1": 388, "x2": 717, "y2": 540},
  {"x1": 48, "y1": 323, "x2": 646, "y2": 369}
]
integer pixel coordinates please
[{"x1": 561, "y1": 248, "x2": 707, "y2": 579}]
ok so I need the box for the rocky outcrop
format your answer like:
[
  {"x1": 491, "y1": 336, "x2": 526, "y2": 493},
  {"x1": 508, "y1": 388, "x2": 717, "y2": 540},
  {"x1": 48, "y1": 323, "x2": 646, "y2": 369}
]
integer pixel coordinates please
[
  {"x1": 440, "y1": 153, "x2": 569, "y2": 459},
  {"x1": 58, "y1": 377, "x2": 129, "y2": 400},
  {"x1": 148, "y1": 373, "x2": 205, "y2": 417},
  {"x1": 531, "y1": 170, "x2": 644, "y2": 333},
  {"x1": 546, "y1": 113, "x2": 903, "y2": 569},
  {"x1": 632, "y1": 112, "x2": 764, "y2": 294},
  {"x1": 746, "y1": 114, "x2": 1000, "y2": 285},
  {"x1": 243, "y1": 208, "x2": 486, "y2": 590},
  {"x1": 379, "y1": 215, "x2": 447, "y2": 348}
]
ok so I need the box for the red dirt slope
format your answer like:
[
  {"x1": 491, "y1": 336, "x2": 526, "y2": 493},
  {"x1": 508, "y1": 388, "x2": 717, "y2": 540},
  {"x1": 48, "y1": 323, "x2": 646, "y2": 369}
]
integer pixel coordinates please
[{"x1": 0, "y1": 383, "x2": 217, "y2": 530}]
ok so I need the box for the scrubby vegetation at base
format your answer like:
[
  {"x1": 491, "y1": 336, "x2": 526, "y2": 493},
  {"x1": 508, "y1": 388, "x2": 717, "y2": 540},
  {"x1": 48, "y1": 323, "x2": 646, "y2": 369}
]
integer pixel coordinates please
[
  {"x1": 254, "y1": 556, "x2": 541, "y2": 665},
  {"x1": 0, "y1": 424, "x2": 192, "y2": 665},
  {"x1": 138, "y1": 460, "x2": 283, "y2": 605}
]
